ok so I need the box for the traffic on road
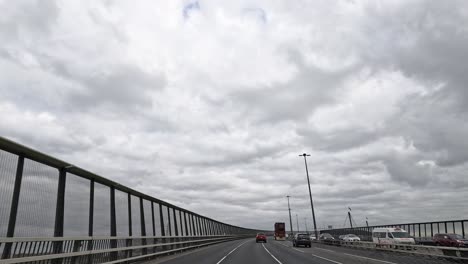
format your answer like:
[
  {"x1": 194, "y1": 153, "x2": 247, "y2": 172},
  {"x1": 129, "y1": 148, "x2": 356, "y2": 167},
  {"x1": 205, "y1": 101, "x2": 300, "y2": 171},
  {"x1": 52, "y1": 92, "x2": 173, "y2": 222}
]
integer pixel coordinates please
[{"x1": 145, "y1": 236, "x2": 458, "y2": 264}]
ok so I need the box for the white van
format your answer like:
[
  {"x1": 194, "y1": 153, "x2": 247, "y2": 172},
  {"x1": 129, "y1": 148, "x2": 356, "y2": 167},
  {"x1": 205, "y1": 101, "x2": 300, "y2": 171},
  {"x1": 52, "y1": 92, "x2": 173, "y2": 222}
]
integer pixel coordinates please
[{"x1": 372, "y1": 227, "x2": 415, "y2": 245}]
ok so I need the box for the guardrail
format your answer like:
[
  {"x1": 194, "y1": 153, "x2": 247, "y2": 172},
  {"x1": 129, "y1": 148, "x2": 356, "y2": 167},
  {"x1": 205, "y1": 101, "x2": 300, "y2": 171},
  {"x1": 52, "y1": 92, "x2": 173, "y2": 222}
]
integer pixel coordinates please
[
  {"x1": 0, "y1": 235, "x2": 245, "y2": 264},
  {"x1": 0, "y1": 136, "x2": 266, "y2": 263},
  {"x1": 317, "y1": 240, "x2": 468, "y2": 261},
  {"x1": 322, "y1": 220, "x2": 467, "y2": 242}
]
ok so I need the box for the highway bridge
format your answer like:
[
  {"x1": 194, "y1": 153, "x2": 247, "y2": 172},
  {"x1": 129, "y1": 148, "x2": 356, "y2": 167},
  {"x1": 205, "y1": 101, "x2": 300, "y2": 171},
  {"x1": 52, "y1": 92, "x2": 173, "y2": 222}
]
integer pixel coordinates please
[
  {"x1": 142, "y1": 238, "x2": 457, "y2": 264},
  {"x1": 0, "y1": 136, "x2": 467, "y2": 264}
]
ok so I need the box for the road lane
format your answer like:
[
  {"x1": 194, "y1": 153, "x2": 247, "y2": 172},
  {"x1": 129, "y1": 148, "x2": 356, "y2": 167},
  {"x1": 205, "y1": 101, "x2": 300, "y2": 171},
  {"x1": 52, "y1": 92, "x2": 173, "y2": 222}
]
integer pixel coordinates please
[
  {"x1": 265, "y1": 239, "x2": 346, "y2": 264},
  {"x1": 145, "y1": 239, "x2": 250, "y2": 264},
  {"x1": 145, "y1": 236, "x2": 460, "y2": 264},
  {"x1": 221, "y1": 240, "x2": 279, "y2": 264},
  {"x1": 274, "y1": 240, "x2": 458, "y2": 264}
]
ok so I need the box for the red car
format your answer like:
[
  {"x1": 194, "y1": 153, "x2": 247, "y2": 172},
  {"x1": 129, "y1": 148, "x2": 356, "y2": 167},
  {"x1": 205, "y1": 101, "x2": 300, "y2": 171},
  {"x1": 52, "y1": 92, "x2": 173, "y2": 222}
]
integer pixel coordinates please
[
  {"x1": 434, "y1": 233, "x2": 468, "y2": 247},
  {"x1": 256, "y1": 233, "x2": 267, "y2": 243}
]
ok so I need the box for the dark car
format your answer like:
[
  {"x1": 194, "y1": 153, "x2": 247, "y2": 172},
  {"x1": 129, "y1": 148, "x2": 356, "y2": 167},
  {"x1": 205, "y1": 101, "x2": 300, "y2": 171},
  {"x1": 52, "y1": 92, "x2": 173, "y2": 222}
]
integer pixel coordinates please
[
  {"x1": 434, "y1": 233, "x2": 468, "y2": 247},
  {"x1": 256, "y1": 233, "x2": 267, "y2": 243},
  {"x1": 293, "y1": 233, "x2": 311, "y2": 247}
]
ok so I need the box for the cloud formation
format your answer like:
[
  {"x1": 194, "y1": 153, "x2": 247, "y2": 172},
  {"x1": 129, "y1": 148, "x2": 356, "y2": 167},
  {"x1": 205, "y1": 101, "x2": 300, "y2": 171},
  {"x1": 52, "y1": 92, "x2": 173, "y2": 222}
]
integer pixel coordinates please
[{"x1": 1, "y1": 0, "x2": 468, "y2": 231}]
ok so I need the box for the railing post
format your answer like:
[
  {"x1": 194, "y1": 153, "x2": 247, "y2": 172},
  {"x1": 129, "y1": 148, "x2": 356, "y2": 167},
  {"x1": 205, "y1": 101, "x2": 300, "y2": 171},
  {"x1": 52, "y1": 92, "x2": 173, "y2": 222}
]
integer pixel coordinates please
[
  {"x1": 194, "y1": 216, "x2": 198, "y2": 236},
  {"x1": 87, "y1": 180, "x2": 94, "y2": 263},
  {"x1": 167, "y1": 206, "x2": 172, "y2": 236},
  {"x1": 127, "y1": 193, "x2": 133, "y2": 258},
  {"x1": 173, "y1": 208, "x2": 179, "y2": 236},
  {"x1": 159, "y1": 204, "x2": 165, "y2": 236},
  {"x1": 159, "y1": 204, "x2": 165, "y2": 252},
  {"x1": 151, "y1": 202, "x2": 156, "y2": 236},
  {"x1": 188, "y1": 213, "x2": 193, "y2": 236},
  {"x1": 52, "y1": 168, "x2": 67, "y2": 264},
  {"x1": 151, "y1": 202, "x2": 156, "y2": 253},
  {"x1": 172, "y1": 209, "x2": 179, "y2": 251},
  {"x1": 197, "y1": 217, "x2": 202, "y2": 236},
  {"x1": 179, "y1": 210, "x2": 183, "y2": 236},
  {"x1": 2, "y1": 155, "x2": 24, "y2": 260},
  {"x1": 140, "y1": 197, "x2": 147, "y2": 256},
  {"x1": 110, "y1": 187, "x2": 117, "y2": 260},
  {"x1": 191, "y1": 214, "x2": 196, "y2": 236},
  {"x1": 203, "y1": 218, "x2": 207, "y2": 236},
  {"x1": 207, "y1": 220, "x2": 211, "y2": 236},
  {"x1": 462, "y1": 221, "x2": 465, "y2": 239},
  {"x1": 184, "y1": 212, "x2": 189, "y2": 236}
]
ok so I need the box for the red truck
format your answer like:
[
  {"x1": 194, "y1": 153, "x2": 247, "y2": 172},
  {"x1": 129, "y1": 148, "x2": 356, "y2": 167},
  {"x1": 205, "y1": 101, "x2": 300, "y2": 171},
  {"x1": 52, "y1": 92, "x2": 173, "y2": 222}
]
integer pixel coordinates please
[{"x1": 274, "y1": 222, "x2": 286, "y2": 240}]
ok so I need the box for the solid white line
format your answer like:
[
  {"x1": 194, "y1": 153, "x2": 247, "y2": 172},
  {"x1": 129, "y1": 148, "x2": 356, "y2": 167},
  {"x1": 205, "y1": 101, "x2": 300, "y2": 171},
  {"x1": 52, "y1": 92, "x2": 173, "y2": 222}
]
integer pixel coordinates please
[
  {"x1": 262, "y1": 243, "x2": 283, "y2": 264},
  {"x1": 215, "y1": 240, "x2": 249, "y2": 264},
  {"x1": 310, "y1": 253, "x2": 344, "y2": 264},
  {"x1": 343, "y1": 253, "x2": 399, "y2": 264}
]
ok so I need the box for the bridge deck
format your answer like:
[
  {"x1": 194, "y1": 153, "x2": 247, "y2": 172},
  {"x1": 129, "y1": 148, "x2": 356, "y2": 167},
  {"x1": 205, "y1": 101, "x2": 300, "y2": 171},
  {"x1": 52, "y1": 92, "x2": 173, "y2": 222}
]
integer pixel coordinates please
[{"x1": 143, "y1": 238, "x2": 454, "y2": 264}]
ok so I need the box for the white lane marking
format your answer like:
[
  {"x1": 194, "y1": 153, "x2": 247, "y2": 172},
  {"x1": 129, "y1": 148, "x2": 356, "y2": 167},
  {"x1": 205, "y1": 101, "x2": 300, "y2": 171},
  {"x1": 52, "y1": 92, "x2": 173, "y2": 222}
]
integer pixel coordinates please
[
  {"x1": 343, "y1": 253, "x2": 399, "y2": 264},
  {"x1": 315, "y1": 247, "x2": 335, "y2": 253},
  {"x1": 310, "y1": 254, "x2": 344, "y2": 264},
  {"x1": 291, "y1": 247, "x2": 304, "y2": 253},
  {"x1": 278, "y1": 243, "x2": 288, "y2": 248},
  {"x1": 262, "y1": 243, "x2": 283, "y2": 264},
  {"x1": 276, "y1": 242, "x2": 291, "y2": 248},
  {"x1": 215, "y1": 240, "x2": 249, "y2": 264},
  {"x1": 274, "y1": 241, "x2": 304, "y2": 252}
]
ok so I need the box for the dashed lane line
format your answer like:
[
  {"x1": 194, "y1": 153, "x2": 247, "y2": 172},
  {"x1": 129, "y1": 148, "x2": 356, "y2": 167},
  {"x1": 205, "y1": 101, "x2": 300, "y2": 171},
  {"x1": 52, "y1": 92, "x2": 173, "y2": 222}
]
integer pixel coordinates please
[
  {"x1": 343, "y1": 253, "x2": 399, "y2": 264},
  {"x1": 310, "y1": 254, "x2": 344, "y2": 264},
  {"x1": 215, "y1": 240, "x2": 250, "y2": 264},
  {"x1": 314, "y1": 247, "x2": 335, "y2": 253},
  {"x1": 262, "y1": 243, "x2": 283, "y2": 264},
  {"x1": 275, "y1": 241, "x2": 398, "y2": 264},
  {"x1": 274, "y1": 241, "x2": 304, "y2": 252}
]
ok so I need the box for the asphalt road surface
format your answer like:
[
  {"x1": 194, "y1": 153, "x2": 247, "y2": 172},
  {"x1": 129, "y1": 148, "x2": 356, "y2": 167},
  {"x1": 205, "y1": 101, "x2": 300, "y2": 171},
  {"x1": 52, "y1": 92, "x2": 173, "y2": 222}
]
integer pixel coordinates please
[{"x1": 145, "y1": 237, "x2": 459, "y2": 264}]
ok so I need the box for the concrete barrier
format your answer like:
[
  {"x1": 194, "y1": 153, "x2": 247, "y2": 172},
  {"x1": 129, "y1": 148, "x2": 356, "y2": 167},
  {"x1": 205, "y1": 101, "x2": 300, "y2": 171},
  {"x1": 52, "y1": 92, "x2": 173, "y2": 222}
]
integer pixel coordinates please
[{"x1": 316, "y1": 240, "x2": 468, "y2": 261}]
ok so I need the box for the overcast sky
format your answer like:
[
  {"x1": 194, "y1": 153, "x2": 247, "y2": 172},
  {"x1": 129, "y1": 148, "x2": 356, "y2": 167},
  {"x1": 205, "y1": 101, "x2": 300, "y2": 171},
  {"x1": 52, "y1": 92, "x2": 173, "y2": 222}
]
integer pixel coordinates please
[{"x1": 1, "y1": 0, "x2": 468, "y2": 232}]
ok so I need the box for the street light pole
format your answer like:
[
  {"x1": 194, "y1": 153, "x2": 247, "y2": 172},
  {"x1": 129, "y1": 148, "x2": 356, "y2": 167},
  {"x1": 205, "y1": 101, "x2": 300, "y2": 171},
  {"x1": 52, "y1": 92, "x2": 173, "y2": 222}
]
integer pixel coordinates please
[
  {"x1": 286, "y1": 196, "x2": 294, "y2": 237},
  {"x1": 296, "y1": 214, "x2": 300, "y2": 233},
  {"x1": 299, "y1": 153, "x2": 318, "y2": 240},
  {"x1": 304, "y1": 218, "x2": 309, "y2": 234}
]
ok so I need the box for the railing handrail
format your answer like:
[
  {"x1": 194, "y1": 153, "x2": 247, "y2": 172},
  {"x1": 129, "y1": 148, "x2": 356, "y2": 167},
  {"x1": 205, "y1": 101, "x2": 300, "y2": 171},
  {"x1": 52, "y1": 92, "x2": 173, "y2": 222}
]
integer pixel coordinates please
[
  {"x1": 0, "y1": 235, "x2": 231, "y2": 243},
  {"x1": 0, "y1": 236, "x2": 238, "y2": 264},
  {"x1": 0, "y1": 136, "x2": 257, "y2": 230},
  {"x1": 323, "y1": 219, "x2": 468, "y2": 232}
]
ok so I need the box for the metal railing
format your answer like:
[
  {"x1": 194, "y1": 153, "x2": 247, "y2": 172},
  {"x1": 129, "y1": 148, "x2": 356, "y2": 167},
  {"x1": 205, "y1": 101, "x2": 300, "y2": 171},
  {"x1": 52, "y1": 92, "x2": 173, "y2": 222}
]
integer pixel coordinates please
[
  {"x1": 321, "y1": 220, "x2": 468, "y2": 242},
  {"x1": 317, "y1": 240, "x2": 468, "y2": 260},
  {"x1": 0, "y1": 136, "x2": 264, "y2": 263},
  {"x1": 0, "y1": 235, "x2": 244, "y2": 263}
]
